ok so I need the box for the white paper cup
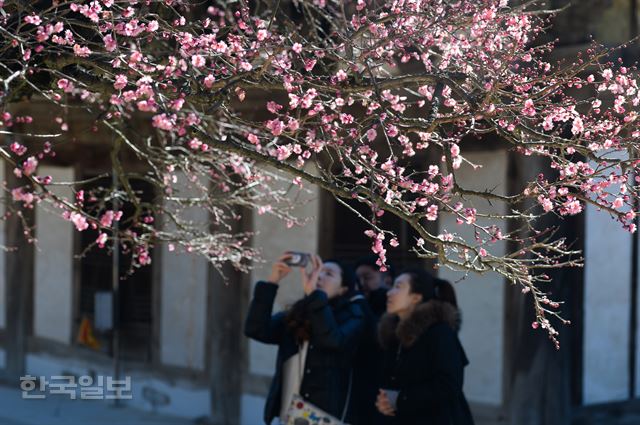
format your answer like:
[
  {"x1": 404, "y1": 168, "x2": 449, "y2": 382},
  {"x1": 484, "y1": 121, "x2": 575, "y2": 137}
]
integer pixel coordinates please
[{"x1": 382, "y1": 389, "x2": 399, "y2": 410}]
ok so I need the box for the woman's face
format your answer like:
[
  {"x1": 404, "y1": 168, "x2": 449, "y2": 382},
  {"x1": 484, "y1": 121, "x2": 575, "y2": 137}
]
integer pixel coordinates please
[
  {"x1": 356, "y1": 265, "x2": 386, "y2": 294},
  {"x1": 386, "y1": 273, "x2": 422, "y2": 315},
  {"x1": 317, "y1": 262, "x2": 347, "y2": 299}
]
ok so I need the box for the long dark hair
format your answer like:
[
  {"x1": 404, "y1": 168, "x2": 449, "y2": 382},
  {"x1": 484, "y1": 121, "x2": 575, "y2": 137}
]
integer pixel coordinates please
[
  {"x1": 285, "y1": 259, "x2": 356, "y2": 343},
  {"x1": 434, "y1": 277, "x2": 458, "y2": 308},
  {"x1": 400, "y1": 268, "x2": 458, "y2": 307}
]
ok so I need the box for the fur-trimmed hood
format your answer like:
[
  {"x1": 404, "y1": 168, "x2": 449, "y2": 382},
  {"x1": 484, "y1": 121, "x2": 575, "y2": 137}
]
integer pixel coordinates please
[{"x1": 378, "y1": 300, "x2": 461, "y2": 349}]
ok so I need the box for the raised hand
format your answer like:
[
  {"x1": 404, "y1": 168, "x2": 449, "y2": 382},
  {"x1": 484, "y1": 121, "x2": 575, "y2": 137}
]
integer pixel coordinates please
[
  {"x1": 301, "y1": 254, "x2": 322, "y2": 295},
  {"x1": 267, "y1": 254, "x2": 293, "y2": 284}
]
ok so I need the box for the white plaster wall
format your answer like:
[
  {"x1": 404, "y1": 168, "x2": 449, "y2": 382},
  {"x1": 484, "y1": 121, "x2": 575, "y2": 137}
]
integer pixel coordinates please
[
  {"x1": 34, "y1": 166, "x2": 74, "y2": 344},
  {"x1": 160, "y1": 250, "x2": 208, "y2": 370},
  {"x1": 25, "y1": 352, "x2": 210, "y2": 418},
  {"x1": 248, "y1": 181, "x2": 320, "y2": 376},
  {"x1": 0, "y1": 162, "x2": 5, "y2": 330},
  {"x1": 438, "y1": 150, "x2": 507, "y2": 406},
  {"x1": 160, "y1": 174, "x2": 208, "y2": 370},
  {"x1": 583, "y1": 204, "x2": 631, "y2": 404}
]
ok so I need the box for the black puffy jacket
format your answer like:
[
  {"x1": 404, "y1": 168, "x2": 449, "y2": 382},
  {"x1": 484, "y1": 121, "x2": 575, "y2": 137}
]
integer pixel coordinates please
[{"x1": 244, "y1": 281, "x2": 365, "y2": 424}]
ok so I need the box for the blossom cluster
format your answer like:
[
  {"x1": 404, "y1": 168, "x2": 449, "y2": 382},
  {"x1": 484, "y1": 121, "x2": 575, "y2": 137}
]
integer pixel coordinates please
[{"x1": 2, "y1": 0, "x2": 639, "y2": 343}]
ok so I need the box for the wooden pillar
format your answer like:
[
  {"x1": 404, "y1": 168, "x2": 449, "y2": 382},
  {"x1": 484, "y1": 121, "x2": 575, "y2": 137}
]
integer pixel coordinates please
[
  {"x1": 1, "y1": 165, "x2": 35, "y2": 381},
  {"x1": 504, "y1": 153, "x2": 584, "y2": 425},
  {"x1": 206, "y1": 209, "x2": 251, "y2": 425}
]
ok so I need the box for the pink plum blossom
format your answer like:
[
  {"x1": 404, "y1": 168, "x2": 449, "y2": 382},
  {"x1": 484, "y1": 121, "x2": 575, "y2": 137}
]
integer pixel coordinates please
[
  {"x1": 266, "y1": 119, "x2": 285, "y2": 136},
  {"x1": 22, "y1": 156, "x2": 38, "y2": 176},
  {"x1": 522, "y1": 99, "x2": 536, "y2": 116},
  {"x1": 96, "y1": 233, "x2": 108, "y2": 248},
  {"x1": 57, "y1": 78, "x2": 74, "y2": 93},
  {"x1": 191, "y1": 55, "x2": 206, "y2": 68},
  {"x1": 204, "y1": 74, "x2": 215, "y2": 88},
  {"x1": 426, "y1": 205, "x2": 438, "y2": 221},
  {"x1": 571, "y1": 117, "x2": 584, "y2": 135},
  {"x1": 113, "y1": 74, "x2": 127, "y2": 90},
  {"x1": 73, "y1": 44, "x2": 92, "y2": 57},
  {"x1": 70, "y1": 212, "x2": 89, "y2": 231},
  {"x1": 104, "y1": 34, "x2": 117, "y2": 51},
  {"x1": 613, "y1": 197, "x2": 624, "y2": 209}
]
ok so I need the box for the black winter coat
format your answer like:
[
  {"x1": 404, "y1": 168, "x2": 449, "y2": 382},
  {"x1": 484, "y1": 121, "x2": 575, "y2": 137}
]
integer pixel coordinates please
[
  {"x1": 351, "y1": 288, "x2": 388, "y2": 424},
  {"x1": 376, "y1": 300, "x2": 475, "y2": 425},
  {"x1": 367, "y1": 287, "x2": 390, "y2": 318},
  {"x1": 244, "y1": 281, "x2": 365, "y2": 425}
]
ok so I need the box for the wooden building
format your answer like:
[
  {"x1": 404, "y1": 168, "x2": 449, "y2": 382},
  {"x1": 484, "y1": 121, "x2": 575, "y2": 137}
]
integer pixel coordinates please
[{"x1": 1, "y1": 2, "x2": 640, "y2": 424}]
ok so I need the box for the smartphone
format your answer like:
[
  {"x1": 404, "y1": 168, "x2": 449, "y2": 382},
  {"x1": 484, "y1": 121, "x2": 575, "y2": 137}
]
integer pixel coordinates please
[{"x1": 285, "y1": 252, "x2": 310, "y2": 267}]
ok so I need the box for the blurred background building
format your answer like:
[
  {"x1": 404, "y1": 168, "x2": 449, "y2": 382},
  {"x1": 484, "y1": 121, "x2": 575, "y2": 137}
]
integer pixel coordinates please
[{"x1": 1, "y1": 1, "x2": 640, "y2": 425}]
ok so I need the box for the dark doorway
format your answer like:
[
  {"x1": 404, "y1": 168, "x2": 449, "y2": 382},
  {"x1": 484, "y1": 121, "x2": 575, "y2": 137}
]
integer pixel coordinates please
[
  {"x1": 322, "y1": 192, "x2": 426, "y2": 270},
  {"x1": 76, "y1": 176, "x2": 154, "y2": 362}
]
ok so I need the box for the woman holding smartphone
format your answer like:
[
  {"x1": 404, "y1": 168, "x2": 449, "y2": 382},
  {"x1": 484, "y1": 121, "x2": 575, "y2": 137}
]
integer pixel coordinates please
[
  {"x1": 375, "y1": 268, "x2": 474, "y2": 425},
  {"x1": 244, "y1": 253, "x2": 365, "y2": 425}
]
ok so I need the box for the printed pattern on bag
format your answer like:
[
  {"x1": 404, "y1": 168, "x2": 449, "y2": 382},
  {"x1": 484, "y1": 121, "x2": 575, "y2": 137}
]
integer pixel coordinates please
[{"x1": 286, "y1": 394, "x2": 348, "y2": 425}]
